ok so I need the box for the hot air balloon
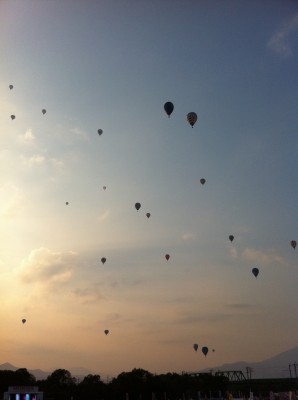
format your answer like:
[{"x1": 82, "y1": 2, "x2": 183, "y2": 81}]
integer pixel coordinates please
[
  {"x1": 229, "y1": 235, "x2": 234, "y2": 243},
  {"x1": 11, "y1": 115, "x2": 15, "y2": 120},
  {"x1": 65, "y1": 202, "x2": 69, "y2": 205},
  {"x1": 98, "y1": 129, "x2": 103, "y2": 136},
  {"x1": 193, "y1": 343, "x2": 198, "y2": 352},
  {"x1": 164, "y1": 102, "x2": 174, "y2": 117},
  {"x1": 252, "y1": 267, "x2": 259, "y2": 278},
  {"x1": 212, "y1": 349, "x2": 215, "y2": 352},
  {"x1": 104, "y1": 329, "x2": 109, "y2": 335},
  {"x1": 22, "y1": 319, "x2": 26, "y2": 324},
  {"x1": 101, "y1": 257, "x2": 106, "y2": 265},
  {"x1": 291, "y1": 240, "x2": 296, "y2": 249},
  {"x1": 202, "y1": 346, "x2": 208, "y2": 356},
  {"x1": 135, "y1": 203, "x2": 141, "y2": 211},
  {"x1": 165, "y1": 254, "x2": 170, "y2": 261},
  {"x1": 103, "y1": 186, "x2": 106, "y2": 190},
  {"x1": 146, "y1": 213, "x2": 151, "y2": 218},
  {"x1": 9, "y1": 85, "x2": 13, "y2": 90},
  {"x1": 42, "y1": 109, "x2": 46, "y2": 115},
  {"x1": 200, "y1": 178, "x2": 206, "y2": 185},
  {"x1": 187, "y1": 112, "x2": 197, "y2": 127}
]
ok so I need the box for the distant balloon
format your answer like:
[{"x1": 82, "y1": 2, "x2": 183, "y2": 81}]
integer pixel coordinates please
[
  {"x1": 101, "y1": 257, "x2": 106, "y2": 265},
  {"x1": 187, "y1": 112, "x2": 197, "y2": 127},
  {"x1": 9, "y1": 84, "x2": 13, "y2": 90},
  {"x1": 164, "y1": 102, "x2": 174, "y2": 117},
  {"x1": 229, "y1": 235, "x2": 234, "y2": 243},
  {"x1": 22, "y1": 319, "x2": 26, "y2": 324},
  {"x1": 103, "y1": 186, "x2": 107, "y2": 190},
  {"x1": 104, "y1": 329, "x2": 109, "y2": 335},
  {"x1": 291, "y1": 240, "x2": 296, "y2": 249},
  {"x1": 252, "y1": 267, "x2": 259, "y2": 278},
  {"x1": 98, "y1": 129, "x2": 103, "y2": 136},
  {"x1": 65, "y1": 202, "x2": 69, "y2": 205},
  {"x1": 165, "y1": 254, "x2": 170, "y2": 261},
  {"x1": 202, "y1": 346, "x2": 208, "y2": 356},
  {"x1": 42, "y1": 109, "x2": 46, "y2": 115},
  {"x1": 146, "y1": 213, "x2": 151, "y2": 218},
  {"x1": 212, "y1": 349, "x2": 215, "y2": 352},
  {"x1": 11, "y1": 115, "x2": 15, "y2": 120},
  {"x1": 135, "y1": 202, "x2": 141, "y2": 211},
  {"x1": 193, "y1": 343, "x2": 198, "y2": 352},
  {"x1": 200, "y1": 178, "x2": 206, "y2": 185}
]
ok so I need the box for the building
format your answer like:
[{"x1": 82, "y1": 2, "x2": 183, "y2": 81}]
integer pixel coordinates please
[{"x1": 3, "y1": 386, "x2": 43, "y2": 400}]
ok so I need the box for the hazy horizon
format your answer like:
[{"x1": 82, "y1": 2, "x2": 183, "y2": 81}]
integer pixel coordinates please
[{"x1": 1, "y1": 0, "x2": 297, "y2": 378}]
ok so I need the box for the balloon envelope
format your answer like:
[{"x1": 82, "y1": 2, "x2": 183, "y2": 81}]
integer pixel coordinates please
[
  {"x1": 193, "y1": 343, "x2": 198, "y2": 352},
  {"x1": 165, "y1": 254, "x2": 170, "y2": 261},
  {"x1": 22, "y1": 319, "x2": 26, "y2": 324},
  {"x1": 65, "y1": 202, "x2": 69, "y2": 205},
  {"x1": 9, "y1": 85, "x2": 13, "y2": 90},
  {"x1": 135, "y1": 202, "x2": 141, "y2": 211},
  {"x1": 101, "y1": 257, "x2": 106, "y2": 264},
  {"x1": 98, "y1": 129, "x2": 103, "y2": 135},
  {"x1": 291, "y1": 240, "x2": 296, "y2": 249},
  {"x1": 146, "y1": 213, "x2": 151, "y2": 218},
  {"x1": 164, "y1": 102, "x2": 174, "y2": 117},
  {"x1": 103, "y1": 186, "x2": 106, "y2": 190},
  {"x1": 104, "y1": 329, "x2": 109, "y2": 335},
  {"x1": 42, "y1": 109, "x2": 46, "y2": 114},
  {"x1": 200, "y1": 178, "x2": 206, "y2": 185},
  {"x1": 229, "y1": 235, "x2": 234, "y2": 242},
  {"x1": 11, "y1": 115, "x2": 15, "y2": 120},
  {"x1": 187, "y1": 112, "x2": 197, "y2": 127},
  {"x1": 202, "y1": 346, "x2": 208, "y2": 356},
  {"x1": 252, "y1": 267, "x2": 259, "y2": 278}
]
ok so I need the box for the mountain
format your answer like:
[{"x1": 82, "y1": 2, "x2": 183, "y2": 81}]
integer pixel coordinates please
[
  {"x1": 199, "y1": 346, "x2": 298, "y2": 379},
  {"x1": 0, "y1": 363, "x2": 94, "y2": 380}
]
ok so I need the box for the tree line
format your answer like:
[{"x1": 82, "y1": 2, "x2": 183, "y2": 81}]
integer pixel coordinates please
[{"x1": 0, "y1": 367, "x2": 296, "y2": 400}]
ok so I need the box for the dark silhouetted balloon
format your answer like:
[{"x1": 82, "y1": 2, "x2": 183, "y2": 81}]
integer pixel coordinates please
[
  {"x1": 103, "y1": 186, "x2": 106, "y2": 190},
  {"x1": 187, "y1": 112, "x2": 197, "y2": 127},
  {"x1": 11, "y1": 115, "x2": 15, "y2": 120},
  {"x1": 291, "y1": 240, "x2": 296, "y2": 249},
  {"x1": 104, "y1": 329, "x2": 109, "y2": 335},
  {"x1": 193, "y1": 343, "x2": 198, "y2": 352},
  {"x1": 252, "y1": 267, "x2": 259, "y2": 278},
  {"x1": 146, "y1": 213, "x2": 151, "y2": 218},
  {"x1": 42, "y1": 109, "x2": 46, "y2": 115},
  {"x1": 9, "y1": 85, "x2": 13, "y2": 90},
  {"x1": 98, "y1": 129, "x2": 103, "y2": 135},
  {"x1": 164, "y1": 102, "x2": 174, "y2": 117},
  {"x1": 202, "y1": 346, "x2": 208, "y2": 356},
  {"x1": 200, "y1": 178, "x2": 206, "y2": 185},
  {"x1": 22, "y1": 319, "x2": 26, "y2": 324},
  {"x1": 229, "y1": 235, "x2": 234, "y2": 242},
  {"x1": 65, "y1": 202, "x2": 69, "y2": 205},
  {"x1": 135, "y1": 203, "x2": 141, "y2": 211},
  {"x1": 101, "y1": 257, "x2": 106, "y2": 264},
  {"x1": 165, "y1": 254, "x2": 170, "y2": 261}
]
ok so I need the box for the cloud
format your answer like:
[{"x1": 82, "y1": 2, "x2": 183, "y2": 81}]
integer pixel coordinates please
[
  {"x1": 20, "y1": 248, "x2": 77, "y2": 291},
  {"x1": 70, "y1": 127, "x2": 89, "y2": 141},
  {"x1": 241, "y1": 247, "x2": 285, "y2": 267},
  {"x1": 0, "y1": 183, "x2": 24, "y2": 217},
  {"x1": 72, "y1": 285, "x2": 105, "y2": 304},
  {"x1": 267, "y1": 14, "x2": 298, "y2": 57},
  {"x1": 17, "y1": 128, "x2": 36, "y2": 145},
  {"x1": 97, "y1": 209, "x2": 111, "y2": 223},
  {"x1": 21, "y1": 154, "x2": 45, "y2": 167},
  {"x1": 181, "y1": 232, "x2": 195, "y2": 241}
]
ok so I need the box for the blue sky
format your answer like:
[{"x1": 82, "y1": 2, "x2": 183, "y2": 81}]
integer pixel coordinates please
[{"x1": 0, "y1": 0, "x2": 297, "y2": 378}]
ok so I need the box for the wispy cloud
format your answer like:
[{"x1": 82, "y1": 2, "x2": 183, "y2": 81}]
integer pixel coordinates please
[
  {"x1": 241, "y1": 247, "x2": 285, "y2": 267},
  {"x1": 17, "y1": 128, "x2": 36, "y2": 146},
  {"x1": 72, "y1": 285, "x2": 105, "y2": 304},
  {"x1": 181, "y1": 232, "x2": 195, "y2": 241},
  {"x1": 97, "y1": 209, "x2": 111, "y2": 223},
  {"x1": 267, "y1": 14, "x2": 298, "y2": 57},
  {"x1": 21, "y1": 154, "x2": 45, "y2": 167},
  {"x1": 70, "y1": 127, "x2": 90, "y2": 141}
]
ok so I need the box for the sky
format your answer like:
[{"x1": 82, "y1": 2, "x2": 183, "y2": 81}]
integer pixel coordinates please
[{"x1": 0, "y1": 0, "x2": 297, "y2": 380}]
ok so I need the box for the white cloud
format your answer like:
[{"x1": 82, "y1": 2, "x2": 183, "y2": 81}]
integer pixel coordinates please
[
  {"x1": 21, "y1": 154, "x2": 45, "y2": 167},
  {"x1": 241, "y1": 247, "x2": 285, "y2": 267},
  {"x1": 19, "y1": 248, "x2": 77, "y2": 291},
  {"x1": 181, "y1": 232, "x2": 195, "y2": 241},
  {"x1": 17, "y1": 128, "x2": 36, "y2": 146},
  {"x1": 267, "y1": 14, "x2": 298, "y2": 57}
]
